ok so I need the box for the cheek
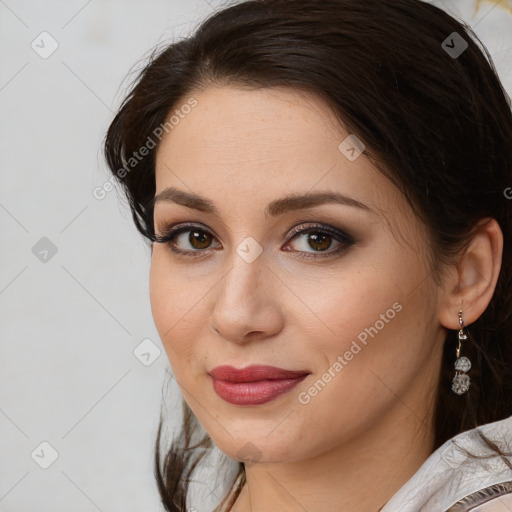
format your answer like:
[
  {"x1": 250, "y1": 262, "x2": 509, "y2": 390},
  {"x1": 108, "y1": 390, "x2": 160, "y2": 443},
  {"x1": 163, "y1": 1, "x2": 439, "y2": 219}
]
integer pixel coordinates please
[
  {"x1": 298, "y1": 263, "x2": 397, "y2": 346},
  {"x1": 289, "y1": 283, "x2": 429, "y2": 454},
  {"x1": 304, "y1": 250, "x2": 430, "y2": 385},
  {"x1": 149, "y1": 252, "x2": 171, "y2": 337},
  {"x1": 149, "y1": 252, "x2": 200, "y2": 368},
  {"x1": 148, "y1": 249, "x2": 226, "y2": 387}
]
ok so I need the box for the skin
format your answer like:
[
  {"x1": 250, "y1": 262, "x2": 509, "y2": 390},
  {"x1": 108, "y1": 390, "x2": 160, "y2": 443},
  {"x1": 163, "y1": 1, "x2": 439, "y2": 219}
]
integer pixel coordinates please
[{"x1": 149, "y1": 85, "x2": 503, "y2": 512}]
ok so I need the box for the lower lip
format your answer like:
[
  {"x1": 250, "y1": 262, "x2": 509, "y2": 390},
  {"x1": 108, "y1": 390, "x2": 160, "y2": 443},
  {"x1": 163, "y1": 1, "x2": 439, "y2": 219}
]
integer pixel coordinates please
[{"x1": 211, "y1": 375, "x2": 308, "y2": 405}]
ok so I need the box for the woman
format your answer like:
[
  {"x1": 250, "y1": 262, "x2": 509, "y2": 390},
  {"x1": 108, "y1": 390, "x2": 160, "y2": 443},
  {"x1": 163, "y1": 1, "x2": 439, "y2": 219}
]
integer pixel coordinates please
[{"x1": 103, "y1": 0, "x2": 512, "y2": 510}]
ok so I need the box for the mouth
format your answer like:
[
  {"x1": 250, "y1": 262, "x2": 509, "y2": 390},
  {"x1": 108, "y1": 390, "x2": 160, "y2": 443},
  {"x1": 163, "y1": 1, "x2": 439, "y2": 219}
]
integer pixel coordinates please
[{"x1": 208, "y1": 365, "x2": 310, "y2": 405}]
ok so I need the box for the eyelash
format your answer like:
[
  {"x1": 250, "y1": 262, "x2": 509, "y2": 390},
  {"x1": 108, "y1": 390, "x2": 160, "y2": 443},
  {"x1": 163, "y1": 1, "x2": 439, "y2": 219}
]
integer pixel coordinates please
[{"x1": 153, "y1": 222, "x2": 355, "y2": 260}]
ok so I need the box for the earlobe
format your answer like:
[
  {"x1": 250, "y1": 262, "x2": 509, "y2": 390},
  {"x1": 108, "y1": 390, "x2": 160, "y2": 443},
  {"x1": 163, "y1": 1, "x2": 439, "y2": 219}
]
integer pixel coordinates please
[{"x1": 438, "y1": 217, "x2": 503, "y2": 330}]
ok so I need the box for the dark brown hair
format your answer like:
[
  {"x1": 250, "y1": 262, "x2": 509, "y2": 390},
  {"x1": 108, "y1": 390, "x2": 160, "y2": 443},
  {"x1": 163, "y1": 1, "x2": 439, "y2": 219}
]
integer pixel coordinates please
[{"x1": 103, "y1": 0, "x2": 512, "y2": 510}]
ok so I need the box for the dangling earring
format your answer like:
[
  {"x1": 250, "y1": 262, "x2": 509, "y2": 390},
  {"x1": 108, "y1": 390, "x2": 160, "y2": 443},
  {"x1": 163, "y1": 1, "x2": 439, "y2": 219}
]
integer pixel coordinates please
[{"x1": 451, "y1": 310, "x2": 471, "y2": 395}]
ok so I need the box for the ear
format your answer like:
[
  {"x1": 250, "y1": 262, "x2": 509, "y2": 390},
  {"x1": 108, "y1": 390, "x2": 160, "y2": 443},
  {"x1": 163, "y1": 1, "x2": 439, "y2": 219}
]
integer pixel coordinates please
[{"x1": 438, "y1": 217, "x2": 503, "y2": 329}]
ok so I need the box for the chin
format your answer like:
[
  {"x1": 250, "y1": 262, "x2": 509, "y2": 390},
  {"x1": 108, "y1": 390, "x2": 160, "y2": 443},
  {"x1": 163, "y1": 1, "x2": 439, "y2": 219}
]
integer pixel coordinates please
[{"x1": 210, "y1": 432, "x2": 300, "y2": 465}]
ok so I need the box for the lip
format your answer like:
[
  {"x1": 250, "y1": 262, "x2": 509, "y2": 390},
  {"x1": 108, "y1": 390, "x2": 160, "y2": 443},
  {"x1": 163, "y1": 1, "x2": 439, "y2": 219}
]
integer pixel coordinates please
[{"x1": 208, "y1": 365, "x2": 310, "y2": 405}]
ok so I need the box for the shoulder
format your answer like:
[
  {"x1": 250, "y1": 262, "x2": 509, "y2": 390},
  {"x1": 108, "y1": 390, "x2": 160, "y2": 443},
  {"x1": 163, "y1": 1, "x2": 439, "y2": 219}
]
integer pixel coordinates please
[{"x1": 381, "y1": 414, "x2": 512, "y2": 512}]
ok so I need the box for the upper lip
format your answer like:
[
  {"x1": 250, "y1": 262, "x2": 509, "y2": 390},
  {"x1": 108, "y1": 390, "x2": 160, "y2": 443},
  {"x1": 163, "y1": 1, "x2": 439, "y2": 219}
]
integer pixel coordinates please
[{"x1": 208, "y1": 365, "x2": 310, "y2": 383}]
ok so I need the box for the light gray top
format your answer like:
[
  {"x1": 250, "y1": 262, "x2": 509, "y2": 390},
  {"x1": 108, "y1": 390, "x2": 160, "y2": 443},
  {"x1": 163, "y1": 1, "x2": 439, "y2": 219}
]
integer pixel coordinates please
[{"x1": 381, "y1": 414, "x2": 512, "y2": 511}]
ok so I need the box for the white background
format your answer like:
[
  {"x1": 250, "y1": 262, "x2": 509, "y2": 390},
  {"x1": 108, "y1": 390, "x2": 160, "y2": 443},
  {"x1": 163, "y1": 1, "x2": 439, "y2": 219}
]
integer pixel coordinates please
[{"x1": 1, "y1": 1, "x2": 511, "y2": 511}]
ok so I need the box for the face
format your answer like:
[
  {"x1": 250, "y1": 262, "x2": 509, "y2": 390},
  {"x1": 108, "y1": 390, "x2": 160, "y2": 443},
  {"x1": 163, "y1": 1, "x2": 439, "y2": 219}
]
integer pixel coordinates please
[{"x1": 150, "y1": 85, "x2": 446, "y2": 464}]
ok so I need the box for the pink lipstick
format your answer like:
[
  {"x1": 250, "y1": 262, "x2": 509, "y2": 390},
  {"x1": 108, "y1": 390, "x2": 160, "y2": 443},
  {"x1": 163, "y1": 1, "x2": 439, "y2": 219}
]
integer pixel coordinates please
[{"x1": 208, "y1": 365, "x2": 310, "y2": 405}]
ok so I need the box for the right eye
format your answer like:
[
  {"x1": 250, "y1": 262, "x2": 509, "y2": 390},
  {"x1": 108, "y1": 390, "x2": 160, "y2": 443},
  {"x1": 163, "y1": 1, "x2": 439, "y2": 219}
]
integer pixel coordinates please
[{"x1": 154, "y1": 223, "x2": 221, "y2": 258}]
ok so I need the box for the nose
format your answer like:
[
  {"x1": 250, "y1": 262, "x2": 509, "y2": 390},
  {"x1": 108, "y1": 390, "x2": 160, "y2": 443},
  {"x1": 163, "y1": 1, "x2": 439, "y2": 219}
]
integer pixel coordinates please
[{"x1": 209, "y1": 249, "x2": 284, "y2": 345}]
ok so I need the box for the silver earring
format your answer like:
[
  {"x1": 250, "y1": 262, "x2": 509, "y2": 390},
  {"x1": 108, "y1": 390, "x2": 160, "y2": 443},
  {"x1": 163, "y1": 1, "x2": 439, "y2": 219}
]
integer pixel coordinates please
[{"x1": 451, "y1": 310, "x2": 471, "y2": 395}]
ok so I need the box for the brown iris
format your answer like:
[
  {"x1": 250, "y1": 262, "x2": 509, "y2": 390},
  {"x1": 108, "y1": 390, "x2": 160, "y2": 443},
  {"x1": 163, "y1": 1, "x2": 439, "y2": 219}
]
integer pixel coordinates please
[
  {"x1": 306, "y1": 232, "x2": 332, "y2": 252},
  {"x1": 189, "y1": 230, "x2": 213, "y2": 250}
]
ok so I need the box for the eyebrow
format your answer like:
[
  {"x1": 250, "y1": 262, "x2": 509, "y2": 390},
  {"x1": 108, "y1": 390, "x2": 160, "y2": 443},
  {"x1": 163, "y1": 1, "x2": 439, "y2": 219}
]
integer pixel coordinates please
[{"x1": 153, "y1": 186, "x2": 372, "y2": 219}]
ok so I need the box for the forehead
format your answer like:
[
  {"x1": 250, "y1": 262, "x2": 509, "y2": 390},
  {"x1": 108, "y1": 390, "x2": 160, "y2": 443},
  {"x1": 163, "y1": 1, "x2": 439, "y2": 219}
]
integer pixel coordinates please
[
  {"x1": 156, "y1": 85, "x2": 341, "y2": 170},
  {"x1": 153, "y1": 85, "x2": 409, "y2": 226}
]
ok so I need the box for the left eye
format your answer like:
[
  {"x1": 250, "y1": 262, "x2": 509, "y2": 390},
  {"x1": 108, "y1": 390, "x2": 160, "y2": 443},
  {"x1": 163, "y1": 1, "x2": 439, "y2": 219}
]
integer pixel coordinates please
[
  {"x1": 283, "y1": 224, "x2": 354, "y2": 259},
  {"x1": 153, "y1": 223, "x2": 354, "y2": 259},
  {"x1": 287, "y1": 229, "x2": 341, "y2": 253}
]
